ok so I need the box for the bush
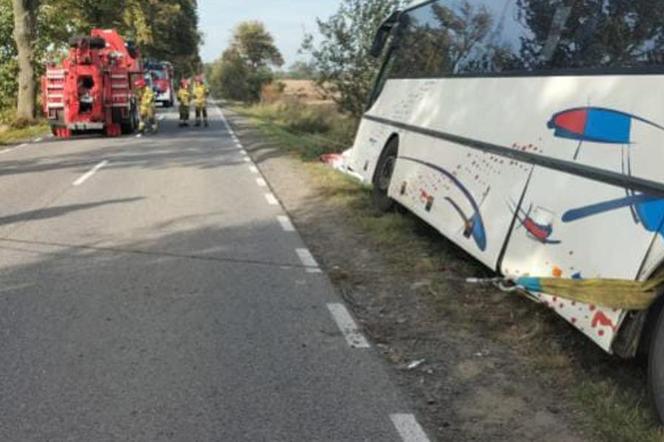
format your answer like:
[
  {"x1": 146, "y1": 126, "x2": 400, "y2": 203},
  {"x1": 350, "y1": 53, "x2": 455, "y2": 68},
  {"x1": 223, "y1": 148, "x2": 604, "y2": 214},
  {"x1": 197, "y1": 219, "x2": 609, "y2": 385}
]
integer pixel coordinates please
[
  {"x1": 260, "y1": 81, "x2": 286, "y2": 104},
  {"x1": 237, "y1": 98, "x2": 359, "y2": 160},
  {"x1": 10, "y1": 117, "x2": 33, "y2": 129},
  {"x1": 0, "y1": 107, "x2": 15, "y2": 125},
  {"x1": 275, "y1": 99, "x2": 331, "y2": 134}
]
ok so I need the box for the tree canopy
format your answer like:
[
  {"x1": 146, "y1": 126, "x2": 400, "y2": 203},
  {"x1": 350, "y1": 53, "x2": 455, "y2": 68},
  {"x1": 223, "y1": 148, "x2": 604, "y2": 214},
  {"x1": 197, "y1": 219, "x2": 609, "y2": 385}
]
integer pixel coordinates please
[
  {"x1": 208, "y1": 21, "x2": 283, "y2": 102},
  {"x1": 301, "y1": 0, "x2": 408, "y2": 119},
  {"x1": 2, "y1": 0, "x2": 201, "y2": 122}
]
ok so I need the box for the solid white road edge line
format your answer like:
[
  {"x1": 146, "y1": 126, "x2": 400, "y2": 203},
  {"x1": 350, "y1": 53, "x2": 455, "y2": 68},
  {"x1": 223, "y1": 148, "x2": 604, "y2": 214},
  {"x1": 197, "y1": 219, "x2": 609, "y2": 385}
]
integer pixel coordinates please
[
  {"x1": 277, "y1": 216, "x2": 295, "y2": 232},
  {"x1": 326, "y1": 303, "x2": 370, "y2": 349},
  {"x1": 265, "y1": 193, "x2": 279, "y2": 206},
  {"x1": 390, "y1": 414, "x2": 430, "y2": 442},
  {"x1": 73, "y1": 160, "x2": 109, "y2": 186},
  {"x1": 33, "y1": 137, "x2": 43, "y2": 143},
  {"x1": 0, "y1": 143, "x2": 27, "y2": 155},
  {"x1": 256, "y1": 177, "x2": 267, "y2": 187}
]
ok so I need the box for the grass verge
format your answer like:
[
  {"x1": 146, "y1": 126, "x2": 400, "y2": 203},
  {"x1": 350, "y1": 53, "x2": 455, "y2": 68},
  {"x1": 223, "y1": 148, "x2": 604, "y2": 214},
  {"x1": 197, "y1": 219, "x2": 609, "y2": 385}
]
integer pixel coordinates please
[
  {"x1": 0, "y1": 122, "x2": 49, "y2": 146},
  {"x1": 232, "y1": 101, "x2": 664, "y2": 442}
]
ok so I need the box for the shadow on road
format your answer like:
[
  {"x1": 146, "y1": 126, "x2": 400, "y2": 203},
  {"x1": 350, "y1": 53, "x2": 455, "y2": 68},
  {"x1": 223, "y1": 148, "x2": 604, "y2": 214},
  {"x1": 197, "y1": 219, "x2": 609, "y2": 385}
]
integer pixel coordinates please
[{"x1": 0, "y1": 197, "x2": 144, "y2": 227}]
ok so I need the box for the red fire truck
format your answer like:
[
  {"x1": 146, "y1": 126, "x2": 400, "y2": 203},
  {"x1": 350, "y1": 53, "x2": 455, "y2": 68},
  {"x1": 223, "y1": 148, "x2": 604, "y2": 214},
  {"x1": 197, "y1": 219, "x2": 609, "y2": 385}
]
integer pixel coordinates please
[
  {"x1": 145, "y1": 60, "x2": 175, "y2": 108},
  {"x1": 42, "y1": 29, "x2": 143, "y2": 138}
]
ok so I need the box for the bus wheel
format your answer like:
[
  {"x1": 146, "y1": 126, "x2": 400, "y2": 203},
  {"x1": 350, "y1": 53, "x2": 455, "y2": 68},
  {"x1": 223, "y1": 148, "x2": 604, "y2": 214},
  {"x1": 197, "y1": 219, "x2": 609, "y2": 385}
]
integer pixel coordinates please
[
  {"x1": 648, "y1": 302, "x2": 664, "y2": 424},
  {"x1": 372, "y1": 137, "x2": 398, "y2": 212}
]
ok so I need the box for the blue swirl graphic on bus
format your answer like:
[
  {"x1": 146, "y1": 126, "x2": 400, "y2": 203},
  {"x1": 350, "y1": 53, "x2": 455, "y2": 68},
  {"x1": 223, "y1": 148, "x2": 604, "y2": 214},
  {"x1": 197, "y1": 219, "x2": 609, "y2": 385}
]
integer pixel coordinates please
[
  {"x1": 551, "y1": 106, "x2": 664, "y2": 239},
  {"x1": 563, "y1": 194, "x2": 664, "y2": 239},
  {"x1": 547, "y1": 107, "x2": 664, "y2": 160},
  {"x1": 401, "y1": 157, "x2": 487, "y2": 251}
]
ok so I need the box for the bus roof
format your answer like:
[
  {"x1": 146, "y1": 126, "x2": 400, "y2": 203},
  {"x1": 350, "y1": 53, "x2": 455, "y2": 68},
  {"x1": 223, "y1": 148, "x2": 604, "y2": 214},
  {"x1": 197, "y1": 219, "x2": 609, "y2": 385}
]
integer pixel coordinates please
[{"x1": 407, "y1": 0, "x2": 431, "y2": 9}]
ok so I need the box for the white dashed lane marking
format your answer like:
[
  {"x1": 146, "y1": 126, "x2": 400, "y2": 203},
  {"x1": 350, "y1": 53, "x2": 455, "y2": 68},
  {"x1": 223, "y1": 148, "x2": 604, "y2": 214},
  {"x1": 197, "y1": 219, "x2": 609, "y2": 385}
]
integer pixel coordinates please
[
  {"x1": 295, "y1": 248, "x2": 321, "y2": 273},
  {"x1": 326, "y1": 303, "x2": 370, "y2": 349},
  {"x1": 265, "y1": 193, "x2": 279, "y2": 206},
  {"x1": 277, "y1": 216, "x2": 295, "y2": 232},
  {"x1": 256, "y1": 178, "x2": 267, "y2": 187},
  {"x1": 73, "y1": 160, "x2": 109, "y2": 186},
  {"x1": 249, "y1": 165, "x2": 259, "y2": 174},
  {"x1": 390, "y1": 414, "x2": 430, "y2": 442}
]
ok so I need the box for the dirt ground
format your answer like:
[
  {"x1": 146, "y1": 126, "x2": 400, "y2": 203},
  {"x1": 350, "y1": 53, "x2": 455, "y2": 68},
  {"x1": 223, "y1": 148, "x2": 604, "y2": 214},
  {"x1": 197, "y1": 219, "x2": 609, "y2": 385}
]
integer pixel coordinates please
[{"x1": 222, "y1": 108, "x2": 607, "y2": 441}]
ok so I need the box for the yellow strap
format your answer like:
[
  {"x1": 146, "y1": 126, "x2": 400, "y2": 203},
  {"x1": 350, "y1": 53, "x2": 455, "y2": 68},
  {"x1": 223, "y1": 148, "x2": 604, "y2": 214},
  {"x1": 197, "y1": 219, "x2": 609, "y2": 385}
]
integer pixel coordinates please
[{"x1": 534, "y1": 270, "x2": 664, "y2": 310}]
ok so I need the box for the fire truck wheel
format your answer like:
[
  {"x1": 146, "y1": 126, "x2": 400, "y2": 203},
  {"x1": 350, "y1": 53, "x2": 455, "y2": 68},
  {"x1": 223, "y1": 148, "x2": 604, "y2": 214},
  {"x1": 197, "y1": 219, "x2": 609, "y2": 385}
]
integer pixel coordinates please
[
  {"x1": 372, "y1": 137, "x2": 399, "y2": 212},
  {"x1": 648, "y1": 302, "x2": 664, "y2": 425},
  {"x1": 120, "y1": 106, "x2": 139, "y2": 134}
]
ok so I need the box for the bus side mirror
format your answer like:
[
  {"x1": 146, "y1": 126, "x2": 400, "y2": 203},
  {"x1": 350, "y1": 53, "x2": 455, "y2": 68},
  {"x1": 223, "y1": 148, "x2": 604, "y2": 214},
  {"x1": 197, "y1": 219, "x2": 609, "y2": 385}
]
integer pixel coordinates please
[
  {"x1": 370, "y1": 10, "x2": 401, "y2": 58},
  {"x1": 370, "y1": 29, "x2": 390, "y2": 58}
]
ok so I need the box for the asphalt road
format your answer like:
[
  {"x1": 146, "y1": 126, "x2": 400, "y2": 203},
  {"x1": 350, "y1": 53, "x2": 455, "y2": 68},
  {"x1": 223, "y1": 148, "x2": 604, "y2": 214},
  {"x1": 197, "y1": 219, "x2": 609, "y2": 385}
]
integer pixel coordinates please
[{"x1": 0, "y1": 107, "x2": 427, "y2": 441}]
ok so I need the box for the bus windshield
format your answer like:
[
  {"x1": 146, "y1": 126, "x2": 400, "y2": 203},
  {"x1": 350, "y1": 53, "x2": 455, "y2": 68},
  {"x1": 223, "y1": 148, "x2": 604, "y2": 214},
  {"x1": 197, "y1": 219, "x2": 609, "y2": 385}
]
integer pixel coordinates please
[{"x1": 388, "y1": 0, "x2": 664, "y2": 79}]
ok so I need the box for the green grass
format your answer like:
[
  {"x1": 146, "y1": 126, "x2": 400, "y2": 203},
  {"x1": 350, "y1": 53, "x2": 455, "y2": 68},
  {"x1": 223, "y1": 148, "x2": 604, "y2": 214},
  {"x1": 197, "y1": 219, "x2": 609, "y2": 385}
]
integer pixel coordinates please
[
  {"x1": 575, "y1": 381, "x2": 664, "y2": 442},
  {"x1": 0, "y1": 122, "x2": 49, "y2": 146},
  {"x1": 233, "y1": 101, "x2": 664, "y2": 441},
  {"x1": 233, "y1": 101, "x2": 356, "y2": 160}
]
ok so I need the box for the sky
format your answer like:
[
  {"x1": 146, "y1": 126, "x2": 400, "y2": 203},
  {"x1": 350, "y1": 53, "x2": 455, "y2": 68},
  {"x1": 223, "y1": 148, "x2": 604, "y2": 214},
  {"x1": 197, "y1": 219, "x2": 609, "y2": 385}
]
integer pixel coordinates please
[{"x1": 198, "y1": 1, "x2": 341, "y2": 67}]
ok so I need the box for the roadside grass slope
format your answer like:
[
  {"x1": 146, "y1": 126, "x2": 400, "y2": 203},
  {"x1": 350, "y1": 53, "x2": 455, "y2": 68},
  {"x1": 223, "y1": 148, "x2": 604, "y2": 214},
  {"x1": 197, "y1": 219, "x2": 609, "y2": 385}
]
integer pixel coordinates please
[
  {"x1": 0, "y1": 121, "x2": 49, "y2": 146},
  {"x1": 231, "y1": 100, "x2": 664, "y2": 442}
]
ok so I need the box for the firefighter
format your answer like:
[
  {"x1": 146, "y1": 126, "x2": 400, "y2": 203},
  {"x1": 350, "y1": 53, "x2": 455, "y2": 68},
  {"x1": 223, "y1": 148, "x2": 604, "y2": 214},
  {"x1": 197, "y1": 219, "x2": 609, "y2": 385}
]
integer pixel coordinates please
[
  {"x1": 193, "y1": 76, "x2": 209, "y2": 127},
  {"x1": 135, "y1": 77, "x2": 157, "y2": 133},
  {"x1": 177, "y1": 79, "x2": 191, "y2": 127}
]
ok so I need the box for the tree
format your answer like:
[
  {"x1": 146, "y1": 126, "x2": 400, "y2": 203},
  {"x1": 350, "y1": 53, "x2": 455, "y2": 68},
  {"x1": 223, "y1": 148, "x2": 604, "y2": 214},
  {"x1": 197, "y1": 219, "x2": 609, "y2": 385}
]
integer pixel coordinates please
[
  {"x1": 209, "y1": 47, "x2": 251, "y2": 101},
  {"x1": 301, "y1": 0, "x2": 407, "y2": 119},
  {"x1": 0, "y1": 0, "x2": 18, "y2": 115},
  {"x1": 11, "y1": 0, "x2": 39, "y2": 122},
  {"x1": 208, "y1": 21, "x2": 283, "y2": 102},
  {"x1": 1, "y1": 0, "x2": 201, "y2": 123},
  {"x1": 284, "y1": 60, "x2": 317, "y2": 80},
  {"x1": 232, "y1": 21, "x2": 283, "y2": 70}
]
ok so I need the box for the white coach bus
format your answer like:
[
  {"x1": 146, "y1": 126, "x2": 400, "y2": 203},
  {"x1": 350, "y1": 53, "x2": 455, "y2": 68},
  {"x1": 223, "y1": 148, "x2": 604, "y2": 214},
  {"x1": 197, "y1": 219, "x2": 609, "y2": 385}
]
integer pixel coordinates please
[{"x1": 346, "y1": 0, "x2": 664, "y2": 421}]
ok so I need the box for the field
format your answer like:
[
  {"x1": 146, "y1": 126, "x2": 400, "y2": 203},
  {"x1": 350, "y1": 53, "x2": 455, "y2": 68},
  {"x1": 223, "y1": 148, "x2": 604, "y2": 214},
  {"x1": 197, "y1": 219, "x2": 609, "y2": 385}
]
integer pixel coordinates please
[{"x1": 277, "y1": 79, "x2": 329, "y2": 103}]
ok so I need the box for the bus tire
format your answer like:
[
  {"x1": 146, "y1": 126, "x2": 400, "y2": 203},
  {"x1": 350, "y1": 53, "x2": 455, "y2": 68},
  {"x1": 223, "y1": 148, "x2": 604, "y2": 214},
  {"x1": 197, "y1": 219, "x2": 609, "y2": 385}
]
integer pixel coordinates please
[
  {"x1": 372, "y1": 137, "x2": 398, "y2": 212},
  {"x1": 648, "y1": 301, "x2": 664, "y2": 424}
]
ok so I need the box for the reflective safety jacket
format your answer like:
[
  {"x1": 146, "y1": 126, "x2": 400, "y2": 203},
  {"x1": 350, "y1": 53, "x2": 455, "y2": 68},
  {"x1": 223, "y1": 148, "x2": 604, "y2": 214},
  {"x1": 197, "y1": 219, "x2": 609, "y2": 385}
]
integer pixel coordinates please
[
  {"x1": 139, "y1": 87, "x2": 155, "y2": 117},
  {"x1": 193, "y1": 83, "x2": 208, "y2": 108},
  {"x1": 177, "y1": 87, "x2": 191, "y2": 107}
]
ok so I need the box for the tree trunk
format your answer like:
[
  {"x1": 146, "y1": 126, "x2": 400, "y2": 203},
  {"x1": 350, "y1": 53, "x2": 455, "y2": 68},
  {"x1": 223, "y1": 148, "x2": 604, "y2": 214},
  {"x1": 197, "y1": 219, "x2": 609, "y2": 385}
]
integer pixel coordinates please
[{"x1": 12, "y1": 0, "x2": 39, "y2": 122}]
